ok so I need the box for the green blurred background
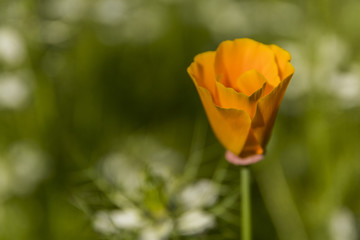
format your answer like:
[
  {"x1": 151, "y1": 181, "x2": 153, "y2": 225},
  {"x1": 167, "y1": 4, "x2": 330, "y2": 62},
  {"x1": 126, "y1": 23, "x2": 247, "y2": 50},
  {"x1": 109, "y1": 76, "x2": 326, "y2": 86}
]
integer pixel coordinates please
[{"x1": 1, "y1": 0, "x2": 360, "y2": 239}]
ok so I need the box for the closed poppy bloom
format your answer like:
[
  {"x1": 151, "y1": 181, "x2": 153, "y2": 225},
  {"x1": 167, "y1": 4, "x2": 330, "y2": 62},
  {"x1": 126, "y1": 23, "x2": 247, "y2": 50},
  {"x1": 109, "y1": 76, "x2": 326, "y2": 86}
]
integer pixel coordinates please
[{"x1": 187, "y1": 38, "x2": 294, "y2": 158}]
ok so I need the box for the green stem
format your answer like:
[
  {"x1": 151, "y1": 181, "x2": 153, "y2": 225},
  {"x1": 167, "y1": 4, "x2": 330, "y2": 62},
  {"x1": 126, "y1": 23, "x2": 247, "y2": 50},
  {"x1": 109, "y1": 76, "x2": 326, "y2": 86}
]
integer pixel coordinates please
[{"x1": 241, "y1": 167, "x2": 251, "y2": 240}]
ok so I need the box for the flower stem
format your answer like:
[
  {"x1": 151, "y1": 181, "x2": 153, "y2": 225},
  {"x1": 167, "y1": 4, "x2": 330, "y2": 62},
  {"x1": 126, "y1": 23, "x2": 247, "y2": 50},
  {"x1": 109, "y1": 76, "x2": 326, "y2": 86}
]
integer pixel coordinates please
[{"x1": 241, "y1": 167, "x2": 251, "y2": 240}]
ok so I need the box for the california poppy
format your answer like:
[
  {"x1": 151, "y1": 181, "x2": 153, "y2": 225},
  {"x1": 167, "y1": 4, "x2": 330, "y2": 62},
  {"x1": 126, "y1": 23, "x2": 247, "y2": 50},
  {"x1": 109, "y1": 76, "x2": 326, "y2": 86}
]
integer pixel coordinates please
[{"x1": 188, "y1": 38, "x2": 294, "y2": 159}]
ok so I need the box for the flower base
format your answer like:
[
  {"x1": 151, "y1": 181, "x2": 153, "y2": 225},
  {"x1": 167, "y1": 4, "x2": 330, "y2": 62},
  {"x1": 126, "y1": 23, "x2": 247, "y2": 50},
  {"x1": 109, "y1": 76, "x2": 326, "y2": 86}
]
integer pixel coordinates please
[{"x1": 225, "y1": 150, "x2": 264, "y2": 166}]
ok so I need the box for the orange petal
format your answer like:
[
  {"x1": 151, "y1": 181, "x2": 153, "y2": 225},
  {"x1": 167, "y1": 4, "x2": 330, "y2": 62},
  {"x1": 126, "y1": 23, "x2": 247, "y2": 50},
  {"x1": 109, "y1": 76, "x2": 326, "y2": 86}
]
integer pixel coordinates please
[
  {"x1": 251, "y1": 74, "x2": 293, "y2": 148},
  {"x1": 187, "y1": 51, "x2": 217, "y2": 99},
  {"x1": 215, "y1": 80, "x2": 263, "y2": 119},
  {"x1": 189, "y1": 55, "x2": 266, "y2": 119},
  {"x1": 269, "y1": 44, "x2": 295, "y2": 81},
  {"x1": 235, "y1": 69, "x2": 267, "y2": 95},
  {"x1": 194, "y1": 85, "x2": 252, "y2": 155},
  {"x1": 215, "y1": 38, "x2": 280, "y2": 88},
  {"x1": 214, "y1": 71, "x2": 271, "y2": 119},
  {"x1": 240, "y1": 129, "x2": 264, "y2": 157}
]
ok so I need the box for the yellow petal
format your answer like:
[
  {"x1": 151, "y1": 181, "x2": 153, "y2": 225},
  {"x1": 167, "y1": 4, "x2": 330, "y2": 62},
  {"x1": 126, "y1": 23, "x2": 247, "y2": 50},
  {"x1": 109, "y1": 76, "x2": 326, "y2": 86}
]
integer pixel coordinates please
[
  {"x1": 269, "y1": 44, "x2": 295, "y2": 81},
  {"x1": 251, "y1": 74, "x2": 293, "y2": 148},
  {"x1": 195, "y1": 85, "x2": 252, "y2": 155},
  {"x1": 215, "y1": 38, "x2": 280, "y2": 89}
]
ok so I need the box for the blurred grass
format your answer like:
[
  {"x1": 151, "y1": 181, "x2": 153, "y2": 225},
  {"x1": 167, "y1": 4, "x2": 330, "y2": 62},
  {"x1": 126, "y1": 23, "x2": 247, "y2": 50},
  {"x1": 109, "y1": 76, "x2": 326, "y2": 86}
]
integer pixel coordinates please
[{"x1": 1, "y1": 0, "x2": 360, "y2": 239}]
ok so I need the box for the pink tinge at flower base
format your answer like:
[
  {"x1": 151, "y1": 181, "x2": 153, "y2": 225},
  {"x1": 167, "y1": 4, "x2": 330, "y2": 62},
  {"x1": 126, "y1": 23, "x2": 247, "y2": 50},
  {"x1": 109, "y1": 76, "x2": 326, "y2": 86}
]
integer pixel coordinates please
[
  {"x1": 187, "y1": 38, "x2": 294, "y2": 165},
  {"x1": 225, "y1": 150, "x2": 264, "y2": 166}
]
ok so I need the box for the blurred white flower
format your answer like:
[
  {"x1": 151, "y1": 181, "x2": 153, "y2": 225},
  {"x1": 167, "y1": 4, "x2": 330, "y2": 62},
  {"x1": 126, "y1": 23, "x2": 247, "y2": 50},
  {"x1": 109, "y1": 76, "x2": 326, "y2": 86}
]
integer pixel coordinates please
[
  {"x1": 179, "y1": 179, "x2": 219, "y2": 210},
  {"x1": 177, "y1": 209, "x2": 215, "y2": 236},
  {"x1": 194, "y1": 0, "x2": 303, "y2": 39},
  {"x1": 0, "y1": 27, "x2": 26, "y2": 66},
  {"x1": 130, "y1": 136, "x2": 183, "y2": 173},
  {"x1": 101, "y1": 152, "x2": 143, "y2": 199},
  {"x1": 110, "y1": 208, "x2": 145, "y2": 229},
  {"x1": 280, "y1": 42, "x2": 311, "y2": 99},
  {"x1": 317, "y1": 35, "x2": 348, "y2": 69},
  {"x1": 100, "y1": 136, "x2": 183, "y2": 197},
  {"x1": 330, "y1": 66, "x2": 360, "y2": 108},
  {"x1": 195, "y1": 0, "x2": 250, "y2": 38},
  {"x1": 41, "y1": 21, "x2": 72, "y2": 45},
  {"x1": 0, "y1": 142, "x2": 48, "y2": 198},
  {"x1": 45, "y1": 0, "x2": 87, "y2": 22},
  {"x1": 0, "y1": 72, "x2": 31, "y2": 110},
  {"x1": 92, "y1": 136, "x2": 218, "y2": 239},
  {"x1": 123, "y1": 6, "x2": 166, "y2": 44},
  {"x1": 258, "y1": 2, "x2": 303, "y2": 37},
  {"x1": 139, "y1": 219, "x2": 173, "y2": 240},
  {"x1": 314, "y1": 34, "x2": 349, "y2": 88},
  {"x1": 93, "y1": 0, "x2": 128, "y2": 25},
  {"x1": 329, "y1": 208, "x2": 358, "y2": 240},
  {"x1": 95, "y1": 4, "x2": 167, "y2": 45},
  {"x1": 145, "y1": 147, "x2": 183, "y2": 183},
  {"x1": 7, "y1": 142, "x2": 48, "y2": 195},
  {"x1": 93, "y1": 211, "x2": 117, "y2": 235},
  {"x1": 281, "y1": 33, "x2": 351, "y2": 101}
]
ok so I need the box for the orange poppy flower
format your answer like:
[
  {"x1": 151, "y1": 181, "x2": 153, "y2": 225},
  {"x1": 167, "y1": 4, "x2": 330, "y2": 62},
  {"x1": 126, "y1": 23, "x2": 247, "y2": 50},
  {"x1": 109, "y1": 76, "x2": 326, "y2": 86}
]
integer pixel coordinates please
[{"x1": 188, "y1": 38, "x2": 294, "y2": 158}]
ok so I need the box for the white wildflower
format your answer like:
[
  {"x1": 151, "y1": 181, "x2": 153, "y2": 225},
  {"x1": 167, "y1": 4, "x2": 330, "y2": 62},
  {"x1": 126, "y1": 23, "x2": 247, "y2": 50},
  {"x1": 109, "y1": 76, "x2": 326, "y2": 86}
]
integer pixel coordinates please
[
  {"x1": 0, "y1": 72, "x2": 31, "y2": 110},
  {"x1": 93, "y1": 0, "x2": 128, "y2": 25},
  {"x1": 329, "y1": 208, "x2": 357, "y2": 240},
  {"x1": 0, "y1": 27, "x2": 26, "y2": 66},
  {"x1": 101, "y1": 152, "x2": 143, "y2": 198},
  {"x1": 179, "y1": 179, "x2": 219, "y2": 209},
  {"x1": 93, "y1": 211, "x2": 117, "y2": 235},
  {"x1": 177, "y1": 210, "x2": 215, "y2": 236},
  {"x1": 8, "y1": 142, "x2": 48, "y2": 195},
  {"x1": 139, "y1": 219, "x2": 173, "y2": 240},
  {"x1": 330, "y1": 66, "x2": 360, "y2": 108},
  {"x1": 110, "y1": 208, "x2": 145, "y2": 230},
  {"x1": 45, "y1": 0, "x2": 87, "y2": 22},
  {"x1": 41, "y1": 21, "x2": 72, "y2": 45}
]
